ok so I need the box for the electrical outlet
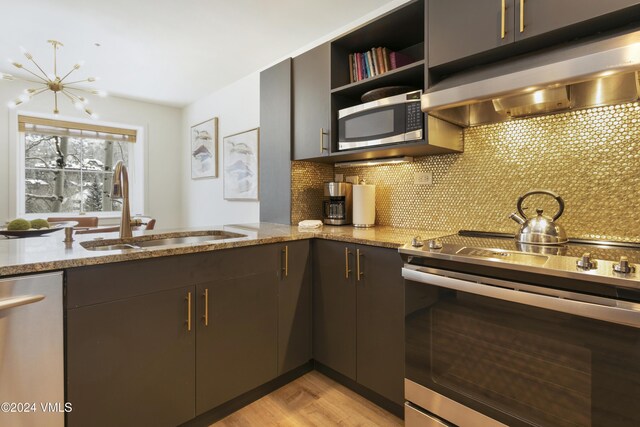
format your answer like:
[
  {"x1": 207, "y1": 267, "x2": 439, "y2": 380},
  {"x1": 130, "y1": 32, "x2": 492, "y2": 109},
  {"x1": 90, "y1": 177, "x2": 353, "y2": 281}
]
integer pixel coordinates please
[
  {"x1": 346, "y1": 176, "x2": 359, "y2": 184},
  {"x1": 334, "y1": 174, "x2": 344, "y2": 182},
  {"x1": 414, "y1": 172, "x2": 433, "y2": 185}
]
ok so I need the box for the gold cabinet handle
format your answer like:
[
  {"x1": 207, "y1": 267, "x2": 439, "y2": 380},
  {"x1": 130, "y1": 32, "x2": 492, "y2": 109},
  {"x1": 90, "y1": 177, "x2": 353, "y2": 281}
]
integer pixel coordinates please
[
  {"x1": 320, "y1": 128, "x2": 329, "y2": 153},
  {"x1": 203, "y1": 288, "x2": 209, "y2": 327},
  {"x1": 519, "y1": 0, "x2": 524, "y2": 32},
  {"x1": 345, "y1": 247, "x2": 352, "y2": 279},
  {"x1": 282, "y1": 245, "x2": 289, "y2": 278},
  {"x1": 186, "y1": 292, "x2": 192, "y2": 332},
  {"x1": 356, "y1": 249, "x2": 364, "y2": 281},
  {"x1": 501, "y1": 0, "x2": 506, "y2": 39}
]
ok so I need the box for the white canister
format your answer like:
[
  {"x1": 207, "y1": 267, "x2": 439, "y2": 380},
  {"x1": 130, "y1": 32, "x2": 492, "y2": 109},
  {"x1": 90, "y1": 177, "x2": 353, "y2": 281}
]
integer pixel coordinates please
[{"x1": 352, "y1": 184, "x2": 375, "y2": 228}]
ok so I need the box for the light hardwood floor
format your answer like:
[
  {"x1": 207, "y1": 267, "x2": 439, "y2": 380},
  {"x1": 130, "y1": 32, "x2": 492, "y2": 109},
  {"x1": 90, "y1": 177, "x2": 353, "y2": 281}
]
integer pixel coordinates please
[{"x1": 212, "y1": 371, "x2": 403, "y2": 426}]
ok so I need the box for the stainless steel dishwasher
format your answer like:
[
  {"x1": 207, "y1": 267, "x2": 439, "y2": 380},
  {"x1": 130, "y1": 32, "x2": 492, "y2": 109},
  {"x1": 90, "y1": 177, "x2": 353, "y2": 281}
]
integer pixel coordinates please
[{"x1": 0, "y1": 272, "x2": 64, "y2": 427}]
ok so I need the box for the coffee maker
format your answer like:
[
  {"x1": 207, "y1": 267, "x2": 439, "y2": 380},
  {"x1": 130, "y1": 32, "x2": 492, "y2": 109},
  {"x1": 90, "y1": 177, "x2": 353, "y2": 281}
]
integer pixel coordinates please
[{"x1": 323, "y1": 182, "x2": 352, "y2": 225}]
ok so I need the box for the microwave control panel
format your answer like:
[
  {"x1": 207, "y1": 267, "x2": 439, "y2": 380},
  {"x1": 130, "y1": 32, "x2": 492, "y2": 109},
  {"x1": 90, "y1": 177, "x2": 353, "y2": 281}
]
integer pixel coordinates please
[{"x1": 406, "y1": 101, "x2": 423, "y2": 132}]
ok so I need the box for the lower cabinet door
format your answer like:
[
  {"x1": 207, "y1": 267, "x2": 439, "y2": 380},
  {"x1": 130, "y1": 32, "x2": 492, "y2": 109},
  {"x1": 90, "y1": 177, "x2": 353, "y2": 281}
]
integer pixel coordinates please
[
  {"x1": 278, "y1": 240, "x2": 312, "y2": 374},
  {"x1": 66, "y1": 286, "x2": 196, "y2": 427},
  {"x1": 356, "y1": 245, "x2": 405, "y2": 405},
  {"x1": 312, "y1": 240, "x2": 357, "y2": 380},
  {"x1": 195, "y1": 272, "x2": 278, "y2": 414}
]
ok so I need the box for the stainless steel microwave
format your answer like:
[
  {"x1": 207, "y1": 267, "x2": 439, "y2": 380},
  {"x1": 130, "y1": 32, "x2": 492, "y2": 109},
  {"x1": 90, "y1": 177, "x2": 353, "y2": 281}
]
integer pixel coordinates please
[{"x1": 338, "y1": 90, "x2": 423, "y2": 151}]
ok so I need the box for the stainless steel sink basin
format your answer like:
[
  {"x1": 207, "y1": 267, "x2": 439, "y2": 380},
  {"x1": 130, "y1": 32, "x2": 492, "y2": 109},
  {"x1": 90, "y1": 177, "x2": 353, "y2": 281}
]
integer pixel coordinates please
[
  {"x1": 136, "y1": 234, "x2": 236, "y2": 248},
  {"x1": 81, "y1": 230, "x2": 247, "y2": 251},
  {"x1": 85, "y1": 243, "x2": 142, "y2": 251}
]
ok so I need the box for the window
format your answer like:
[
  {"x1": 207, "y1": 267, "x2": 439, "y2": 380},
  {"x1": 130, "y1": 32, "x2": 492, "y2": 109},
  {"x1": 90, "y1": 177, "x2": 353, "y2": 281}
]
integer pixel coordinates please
[{"x1": 16, "y1": 115, "x2": 144, "y2": 217}]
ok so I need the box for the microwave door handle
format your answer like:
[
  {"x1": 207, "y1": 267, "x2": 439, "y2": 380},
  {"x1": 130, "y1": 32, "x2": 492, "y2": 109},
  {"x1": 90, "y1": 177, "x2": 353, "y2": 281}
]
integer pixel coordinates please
[{"x1": 402, "y1": 267, "x2": 640, "y2": 329}]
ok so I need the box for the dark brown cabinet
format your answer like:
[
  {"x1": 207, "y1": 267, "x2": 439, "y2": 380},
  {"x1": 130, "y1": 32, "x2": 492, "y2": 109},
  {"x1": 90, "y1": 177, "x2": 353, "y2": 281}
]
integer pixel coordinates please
[
  {"x1": 355, "y1": 244, "x2": 405, "y2": 406},
  {"x1": 429, "y1": 0, "x2": 640, "y2": 67},
  {"x1": 428, "y1": 0, "x2": 515, "y2": 68},
  {"x1": 312, "y1": 239, "x2": 357, "y2": 380},
  {"x1": 195, "y1": 272, "x2": 278, "y2": 413},
  {"x1": 260, "y1": 58, "x2": 292, "y2": 224},
  {"x1": 514, "y1": 0, "x2": 640, "y2": 42},
  {"x1": 293, "y1": 42, "x2": 331, "y2": 160},
  {"x1": 277, "y1": 241, "x2": 313, "y2": 374},
  {"x1": 312, "y1": 240, "x2": 404, "y2": 406},
  {"x1": 66, "y1": 286, "x2": 196, "y2": 427},
  {"x1": 66, "y1": 242, "x2": 312, "y2": 426}
]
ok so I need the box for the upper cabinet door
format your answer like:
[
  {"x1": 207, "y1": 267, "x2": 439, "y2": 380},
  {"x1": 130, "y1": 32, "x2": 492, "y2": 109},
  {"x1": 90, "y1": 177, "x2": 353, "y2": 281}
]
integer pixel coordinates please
[
  {"x1": 515, "y1": 0, "x2": 640, "y2": 41},
  {"x1": 428, "y1": 0, "x2": 515, "y2": 68},
  {"x1": 293, "y1": 43, "x2": 331, "y2": 160}
]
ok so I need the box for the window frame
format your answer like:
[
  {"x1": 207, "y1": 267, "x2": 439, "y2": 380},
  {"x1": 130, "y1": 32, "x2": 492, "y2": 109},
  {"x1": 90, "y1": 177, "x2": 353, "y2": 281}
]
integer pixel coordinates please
[{"x1": 9, "y1": 110, "x2": 147, "y2": 220}]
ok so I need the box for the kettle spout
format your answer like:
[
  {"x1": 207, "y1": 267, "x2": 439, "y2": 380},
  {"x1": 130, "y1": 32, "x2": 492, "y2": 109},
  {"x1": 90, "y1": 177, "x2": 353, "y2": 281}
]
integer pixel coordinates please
[{"x1": 509, "y1": 212, "x2": 525, "y2": 225}]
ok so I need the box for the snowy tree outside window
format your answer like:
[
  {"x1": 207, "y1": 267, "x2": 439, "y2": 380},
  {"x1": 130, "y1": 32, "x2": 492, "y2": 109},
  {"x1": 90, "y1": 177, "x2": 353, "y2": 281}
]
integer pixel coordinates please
[{"x1": 24, "y1": 132, "x2": 130, "y2": 214}]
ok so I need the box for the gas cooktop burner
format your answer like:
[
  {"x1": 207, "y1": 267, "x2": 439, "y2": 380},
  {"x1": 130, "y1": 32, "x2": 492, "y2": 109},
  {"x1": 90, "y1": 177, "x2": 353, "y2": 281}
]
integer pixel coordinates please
[{"x1": 400, "y1": 230, "x2": 640, "y2": 290}]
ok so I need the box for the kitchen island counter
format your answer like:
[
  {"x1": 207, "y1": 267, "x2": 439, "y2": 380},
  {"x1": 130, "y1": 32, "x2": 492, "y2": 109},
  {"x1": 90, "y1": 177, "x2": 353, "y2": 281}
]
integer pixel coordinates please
[{"x1": 0, "y1": 223, "x2": 450, "y2": 276}]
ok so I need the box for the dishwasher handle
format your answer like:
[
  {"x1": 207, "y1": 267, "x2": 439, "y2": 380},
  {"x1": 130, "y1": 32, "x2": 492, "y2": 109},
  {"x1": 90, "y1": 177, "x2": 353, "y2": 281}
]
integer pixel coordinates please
[
  {"x1": 402, "y1": 266, "x2": 640, "y2": 329},
  {"x1": 0, "y1": 294, "x2": 46, "y2": 312}
]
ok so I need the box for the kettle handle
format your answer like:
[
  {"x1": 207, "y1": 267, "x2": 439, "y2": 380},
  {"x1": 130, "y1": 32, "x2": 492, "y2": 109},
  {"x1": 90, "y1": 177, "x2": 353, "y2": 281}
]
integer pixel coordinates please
[{"x1": 517, "y1": 189, "x2": 565, "y2": 221}]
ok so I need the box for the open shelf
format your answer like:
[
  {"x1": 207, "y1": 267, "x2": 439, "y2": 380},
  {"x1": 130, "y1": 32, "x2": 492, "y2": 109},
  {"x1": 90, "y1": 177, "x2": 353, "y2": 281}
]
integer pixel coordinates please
[{"x1": 330, "y1": 60, "x2": 425, "y2": 100}]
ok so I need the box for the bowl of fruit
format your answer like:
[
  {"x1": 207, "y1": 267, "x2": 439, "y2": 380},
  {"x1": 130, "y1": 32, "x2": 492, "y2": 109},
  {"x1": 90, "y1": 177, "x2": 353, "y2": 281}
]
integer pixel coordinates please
[{"x1": 0, "y1": 218, "x2": 78, "y2": 238}]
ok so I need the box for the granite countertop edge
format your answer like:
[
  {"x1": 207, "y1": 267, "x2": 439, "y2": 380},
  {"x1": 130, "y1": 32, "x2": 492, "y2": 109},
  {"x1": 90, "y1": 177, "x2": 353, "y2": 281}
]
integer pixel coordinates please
[{"x1": 0, "y1": 223, "x2": 452, "y2": 277}]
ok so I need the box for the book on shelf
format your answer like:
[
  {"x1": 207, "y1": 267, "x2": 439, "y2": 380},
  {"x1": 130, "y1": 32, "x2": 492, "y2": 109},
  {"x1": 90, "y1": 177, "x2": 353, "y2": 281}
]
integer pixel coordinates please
[
  {"x1": 390, "y1": 51, "x2": 413, "y2": 70},
  {"x1": 348, "y1": 47, "x2": 414, "y2": 83}
]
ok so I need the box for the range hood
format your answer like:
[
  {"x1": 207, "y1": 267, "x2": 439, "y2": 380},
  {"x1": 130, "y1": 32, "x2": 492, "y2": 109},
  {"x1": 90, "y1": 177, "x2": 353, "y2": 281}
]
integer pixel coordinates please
[{"x1": 423, "y1": 29, "x2": 640, "y2": 127}]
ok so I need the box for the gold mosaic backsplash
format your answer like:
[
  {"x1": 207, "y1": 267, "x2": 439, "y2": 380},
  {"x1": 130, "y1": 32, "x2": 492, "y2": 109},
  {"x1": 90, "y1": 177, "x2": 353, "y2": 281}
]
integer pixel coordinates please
[
  {"x1": 291, "y1": 103, "x2": 640, "y2": 242},
  {"x1": 291, "y1": 161, "x2": 334, "y2": 225}
]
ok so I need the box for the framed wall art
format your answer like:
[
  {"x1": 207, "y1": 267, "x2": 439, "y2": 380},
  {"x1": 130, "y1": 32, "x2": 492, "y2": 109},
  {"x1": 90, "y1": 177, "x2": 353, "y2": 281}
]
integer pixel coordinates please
[
  {"x1": 190, "y1": 117, "x2": 218, "y2": 179},
  {"x1": 223, "y1": 127, "x2": 259, "y2": 200}
]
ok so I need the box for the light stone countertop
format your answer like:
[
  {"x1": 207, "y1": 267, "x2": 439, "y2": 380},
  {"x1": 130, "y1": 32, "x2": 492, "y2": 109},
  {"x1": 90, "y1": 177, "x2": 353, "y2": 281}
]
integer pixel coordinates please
[{"x1": 0, "y1": 222, "x2": 453, "y2": 277}]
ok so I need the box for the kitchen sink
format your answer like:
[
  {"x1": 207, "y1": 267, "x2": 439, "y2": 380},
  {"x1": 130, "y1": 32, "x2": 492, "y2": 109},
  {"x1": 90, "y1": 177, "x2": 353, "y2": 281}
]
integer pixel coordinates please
[{"x1": 81, "y1": 230, "x2": 247, "y2": 251}]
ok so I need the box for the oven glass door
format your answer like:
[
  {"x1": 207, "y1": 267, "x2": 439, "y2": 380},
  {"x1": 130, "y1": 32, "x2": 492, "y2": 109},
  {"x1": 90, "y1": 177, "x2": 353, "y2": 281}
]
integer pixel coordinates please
[
  {"x1": 405, "y1": 270, "x2": 640, "y2": 427},
  {"x1": 338, "y1": 103, "x2": 407, "y2": 149}
]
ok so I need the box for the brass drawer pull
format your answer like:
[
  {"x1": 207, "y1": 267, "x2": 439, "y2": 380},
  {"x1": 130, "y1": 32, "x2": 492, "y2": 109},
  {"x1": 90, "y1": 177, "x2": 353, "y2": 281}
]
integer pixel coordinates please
[
  {"x1": 520, "y1": 0, "x2": 525, "y2": 32},
  {"x1": 345, "y1": 247, "x2": 352, "y2": 279},
  {"x1": 501, "y1": 0, "x2": 506, "y2": 39},
  {"x1": 186, "y1": 291, "x2": 192, "y2": 332},
  {"x1": 320, "y1": 128, "x2": 329, "y2": 152},
  {"x1": 203, "y1": 288, "x2": 209, "y2": 326},
  {"x1": 357, "y1": 249, "x2": 363, "y2": 281}
]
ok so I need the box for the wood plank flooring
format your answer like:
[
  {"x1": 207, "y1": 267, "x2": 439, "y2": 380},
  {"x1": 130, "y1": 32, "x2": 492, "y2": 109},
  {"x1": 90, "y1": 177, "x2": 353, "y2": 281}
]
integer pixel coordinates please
[{"x1": 212, "y1": 371, "x2": 403, "y2": 426}]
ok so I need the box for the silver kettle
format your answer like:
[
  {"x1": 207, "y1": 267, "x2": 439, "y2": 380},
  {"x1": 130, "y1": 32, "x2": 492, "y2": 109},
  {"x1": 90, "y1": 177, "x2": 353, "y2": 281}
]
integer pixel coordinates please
[{"x1": 509, "y1": 189, "x2": 568, "y2": 245}]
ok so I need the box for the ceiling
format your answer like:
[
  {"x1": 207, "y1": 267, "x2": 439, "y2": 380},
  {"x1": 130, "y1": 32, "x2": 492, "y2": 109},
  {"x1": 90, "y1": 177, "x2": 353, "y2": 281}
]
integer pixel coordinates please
[{"x1": 0, "y1": 0, "x2": 397, "y2": 107}]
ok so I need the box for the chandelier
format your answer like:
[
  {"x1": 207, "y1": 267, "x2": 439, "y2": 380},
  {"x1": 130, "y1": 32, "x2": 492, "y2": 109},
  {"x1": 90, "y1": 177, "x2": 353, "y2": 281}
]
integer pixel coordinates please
[{"x1": 0, "y1": 40, "x2": 106, "y2": 118}]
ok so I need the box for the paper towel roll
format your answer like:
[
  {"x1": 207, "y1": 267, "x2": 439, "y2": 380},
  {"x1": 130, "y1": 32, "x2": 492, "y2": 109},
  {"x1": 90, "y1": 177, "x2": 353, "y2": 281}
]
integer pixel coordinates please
[{"x1": 353, "y1": 184, "x2": 375, "y2": 227}]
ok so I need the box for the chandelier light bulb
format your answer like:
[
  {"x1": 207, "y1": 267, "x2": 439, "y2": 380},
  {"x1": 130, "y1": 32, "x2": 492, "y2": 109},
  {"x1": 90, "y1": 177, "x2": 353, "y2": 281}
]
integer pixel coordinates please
[
  {"x1": 18, "y1": 93, "x2": 30, "y2": 102},
  {"x1": 74, "y1": 101, "x2": 84, "y2": 110},
  {"x1": 7, "y1": 100, "x2": 17, "y2": 108},
  {"x1": 0, "y1": 73, "x2": 14, "y2": 80},
  {"x1": 87, "y1": 77, "x2": 96, "y2": 82},
  {"x1": 93, "y1": 90, "x2": 108, "y2": 97},
  {"x1": 74, "y1": 60, "x2": 85, "y2": 69},
  {"x1": 20, "y1": 46, "x2": 33, "y2": 60}
]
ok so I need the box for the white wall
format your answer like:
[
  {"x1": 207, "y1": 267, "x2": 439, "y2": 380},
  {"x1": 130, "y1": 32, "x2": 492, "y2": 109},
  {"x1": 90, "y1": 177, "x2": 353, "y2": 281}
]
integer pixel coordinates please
[
  {"x1": 182, "y1": 73, "x2": 260, "y2": 226},
  {"x1": 0, "y1": 79, "x2": 183, "y2": 228},
  {"x1": 180, "y1": 0, "x2": 411, "y2": 227}
]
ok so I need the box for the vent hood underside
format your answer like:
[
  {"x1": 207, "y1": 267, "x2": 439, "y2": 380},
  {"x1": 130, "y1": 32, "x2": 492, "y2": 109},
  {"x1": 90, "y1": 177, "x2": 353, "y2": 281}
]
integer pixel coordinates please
[{"x1": 423, "y1": 29, "x2": 640, "y2": 127}]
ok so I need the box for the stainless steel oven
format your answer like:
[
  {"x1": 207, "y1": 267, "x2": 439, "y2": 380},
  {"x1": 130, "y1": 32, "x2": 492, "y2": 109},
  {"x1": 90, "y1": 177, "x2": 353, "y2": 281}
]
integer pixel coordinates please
[{"x1": 401, "y1": 233, "x2": 640, "y2": 427}]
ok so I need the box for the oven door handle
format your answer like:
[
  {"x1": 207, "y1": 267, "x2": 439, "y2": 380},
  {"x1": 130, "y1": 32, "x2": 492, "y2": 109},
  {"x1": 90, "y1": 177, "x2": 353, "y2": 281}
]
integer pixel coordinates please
[{"x1": 402, "y1": 267, "x2": 640, "y2": 329}]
